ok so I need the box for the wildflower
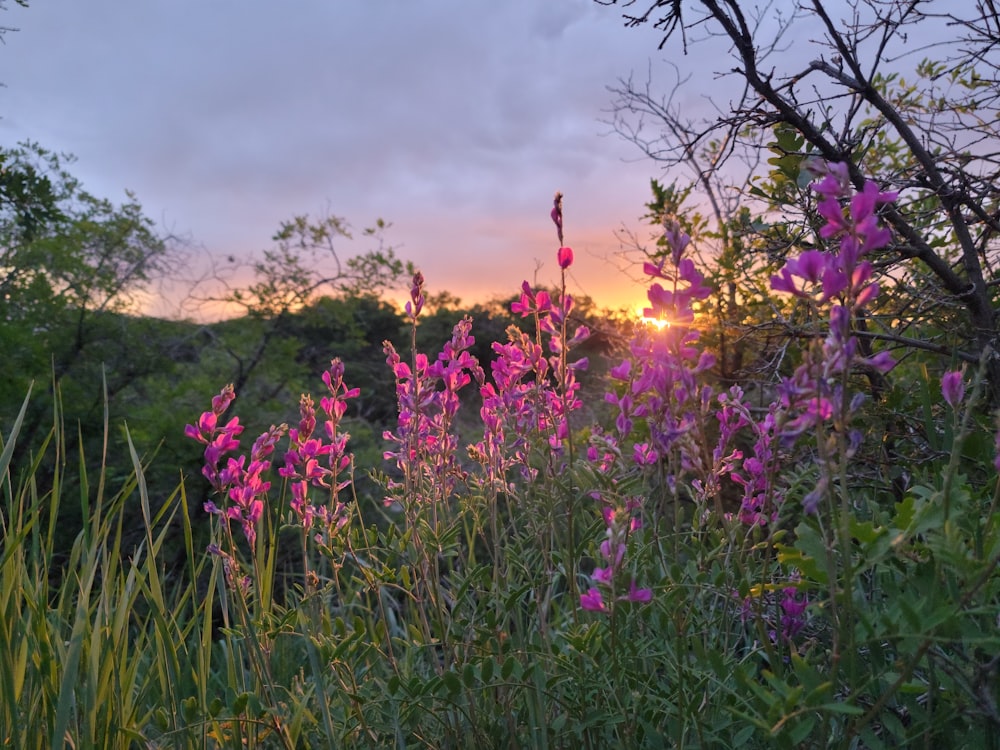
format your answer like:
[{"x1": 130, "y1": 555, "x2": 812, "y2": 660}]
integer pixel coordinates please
[
  {"x1": 185, "y1": 384, "x2": 244, "y2": 492},
  {"x1": 580, "y1": 587, "x2": 606, "y2": 612},
  {"x1": 557, "y1": 245, "x2": 574, "y2": 269},
  {"x1": 580, "y1": 495, "x2": 651, "y2": 613},
  {"x1": 633, "y1": 442, "x2": 658, "y2": 466},
  {"x1": 510, "y1": 281, "x2": 552, "y2": 318},
  {"x1": 625, "y1": 581, "x2": 653, "y2": 604},
  {"x1": 405, "y1": 271, "x2": 425, "y2": 320},
  {"x1": 941, "y1": 369, "x2": 966, "y2": 409},
  {"x1": 279, "y1": 360, "x2": 358, "y2": 541},
  {"x1": 383, "y1": 313, "x2": 484, "y2": 508},
  {"x1": 779, "y1": 582, "x2": 809, "y2": 641}
]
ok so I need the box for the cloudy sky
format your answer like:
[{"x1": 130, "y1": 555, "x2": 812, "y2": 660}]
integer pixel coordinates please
[{"x1": 2, "y1": 1, "x2": 729, "y2": 319}]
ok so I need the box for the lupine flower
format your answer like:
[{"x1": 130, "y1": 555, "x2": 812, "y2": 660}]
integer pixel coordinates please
[
  {"x1": 510, "y1": 280, "x2": 552, "y2": 318},
  {"x1": 279, "y1": 359, "x2": 358, "y2": 543},
  {"x1": 187, "y1": 385, "x2": 286, "y2": 550},
  {"x1": 626, "y1": 581, "x2": 653, "y2": 604},
  {"x1": 779, "y1": 581, "x2": 809, "y2": 641},
  {"x1": 809, "y1": 159, "x2": 850, "y2": 199},
  {"x1": 633, "y1": 442, "x2": 658, "y2": 466},
  {"x1": 603, "y1": 212, "x2": 730, "y2": 514},
  {"x1": 185, "y1": 384, "x2": 244, "y2": 492},
  {"x1": 941, "y1": 369, "x2": 966, "y2": 409},
  {"x1": 383, "y1": 314, "x2": 484, "y2": 509},
  {"x1": 405, "y1": 271, "x2": 425, "y2": 320},
  {"x1": 766, "y1": 164, "x2": 898, "y2": 514},
  {"x1": 477, "y1": 273, "x2": 588, "y2": 480},
  {"x1": 580, "y1": 495, "x2": 651, "y2": 612}
]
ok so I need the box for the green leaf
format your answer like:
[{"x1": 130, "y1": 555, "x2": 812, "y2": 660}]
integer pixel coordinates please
[
  {"x1": 442, "y1": 670, "x2": 462, "y2": 696},
  {"x1": 462, "y1": 662, "x2": 477, "y2": 689},
  {"x1": 481, "y1": 657, "x2": 494, "y2": 683},
  {"x1": 501, "y1": 655, "x2": 521, "y2": 680},
  {"x1": 821, "y1": 701, "x2": 864, "y2": 715}
]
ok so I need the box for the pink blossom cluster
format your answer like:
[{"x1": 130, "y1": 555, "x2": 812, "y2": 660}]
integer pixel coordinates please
[
  {"x1": 277, "y1": 359, "x2": 359, "y2": 544},
  {"x1": 185, "y1": 384, "x2": 285, "y2": 550},
  {"x1": 383, "y1": 273, "x2": 485, "y2": 507},
  {"x1": 472, "y1": 277, "x2": 590, "y2": 489},
  {"x1": 769, "y1": 163, "x2": 898, "y2": 512},
  {"x1": 580, "y1": 496, "x2": 652, "y2": 612},
  {"x1": 607, "y1": 219, "x2": 715, "y2": 467},
  {"x1": 187, "y1": 360, "x2": 363, "y2": 553}
]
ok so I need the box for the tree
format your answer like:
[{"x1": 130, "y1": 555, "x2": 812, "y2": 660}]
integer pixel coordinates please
[
  {"x1": 0, "y1": 142, "x2": 180, "y2": 461},
  {"x1": 188, "y1": 213, "x2": 413, "y2": 402},
  {"x1": 598, "y1": 0, "x2": 1000, "y2": 400},
  {"x1": 208, "y1": 213, "x2": 412, "y2": 320},
  {"x1": 0, "y1": 0, "x2": 28, "y2": 52}
]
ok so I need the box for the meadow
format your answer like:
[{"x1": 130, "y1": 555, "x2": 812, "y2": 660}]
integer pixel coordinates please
[{"x1": 2, "y1": 168, "x2": 999, "y2": 748}]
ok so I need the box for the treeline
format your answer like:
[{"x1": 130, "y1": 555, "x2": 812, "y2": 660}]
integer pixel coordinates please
[{"x1": 0, "y1": 144, "x2": 624, "y2": 559}]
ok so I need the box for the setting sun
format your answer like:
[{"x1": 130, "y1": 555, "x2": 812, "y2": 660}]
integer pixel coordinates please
[{"x1": 636, "y1": 303, "x2": 670, "y2": 329}]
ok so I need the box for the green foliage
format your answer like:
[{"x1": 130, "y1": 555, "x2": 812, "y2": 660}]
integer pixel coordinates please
[
  {"x1": 0, "y1": 384, "x2": 217, "y2": 749},
  {"x1": 4, "y1": 289, "x2": 1000, "y2": 748}
]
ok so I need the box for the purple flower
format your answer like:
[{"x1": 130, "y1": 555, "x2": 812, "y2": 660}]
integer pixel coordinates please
[
  {"x1": 941, "y1": 369, "x2": 965, "y2": 409},
  {"x1": 580, "y1": 587, "x2": 606, "y2": 612},
  {"x1": 780, "y1": 585, "x2": 808, "y2": 641},
  {"x1": 625, "y1": 581, "x2": 652, "y2": 604}
]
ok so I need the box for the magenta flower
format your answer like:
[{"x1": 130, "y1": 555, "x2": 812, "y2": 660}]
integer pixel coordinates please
[
  {"x1": 185, "y1": 384, "x2": 247, "y2": 492},
  {"x1": 557, "y1": 245, "x2": 574, "y2": 269},
  {"x1": 580, "y1": 494, "x2": 651, "y2": 613},
  {"x1": 383, "y1": 313, "x2": 484, "y2": 510},
  {"x1": 510, "y1": 281, "x2": 552, "y2": 318},
  {"x1": 633, "y1": 442, "x2": 659, "y2": 466},
  {"x1": 580, "y1": 587, "x2": 606, "y2": 612},
  {"x1": 625, "y1": 581, "x2": 653, "y2": 604},
  {"x1": 405, "y1": 271, "x2": 425, "y2": 320},
  {"x1": 810, "y1": 160, "x2": 851, "y2": 199},
  {"x1": 941, "y1": 369, "x2": 966, "y2": 409},
  {"x1": 779, "y1": 583, "x2": 809, "y2": 641},
  {"x1": 769, "y1": 250, "x2": 847, "y2": 302},
  {"x1": 593, "y1": 567, "x2": 614, "y2": 585}
]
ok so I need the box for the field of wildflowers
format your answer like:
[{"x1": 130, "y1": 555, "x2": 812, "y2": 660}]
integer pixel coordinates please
[{"x1": 2, "y1": 165, "x2": 999, "y2": 747}]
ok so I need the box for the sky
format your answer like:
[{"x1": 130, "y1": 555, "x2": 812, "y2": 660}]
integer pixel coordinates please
[{"x1": 1, "y1": 0, "x2": 730, "y2": 320}]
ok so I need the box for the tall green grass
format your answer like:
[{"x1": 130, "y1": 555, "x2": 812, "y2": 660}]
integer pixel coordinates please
[
  {"x1": 0, "y1": 382, "x2": 223, "y2": 748},
  {"x1": 3, "y1": 364, "x2": 999, "y2": 748}
]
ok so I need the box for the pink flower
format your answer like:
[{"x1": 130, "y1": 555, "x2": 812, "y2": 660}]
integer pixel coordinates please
[
  {"x1": 624, "y1": 581, "x2": 652, "y2": 604},
  {"x1": 405, "y1": 271, "x2": 425, "y2": 320},
  {"x1": 580, "y1": 587, "x2": 606, "y2": 612},
  {"x1": 941, "y1": 369, "x2": 966, "y2": 409},
  {"x1": 633, "y1": 442, "x2": 659, "y2": 466},
  {"x1": 557, "y1": 246, "x2": 574, "y2": 269},
  {"x1": 593, "y1": 567, "x2": 614, "y2": 584}
]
